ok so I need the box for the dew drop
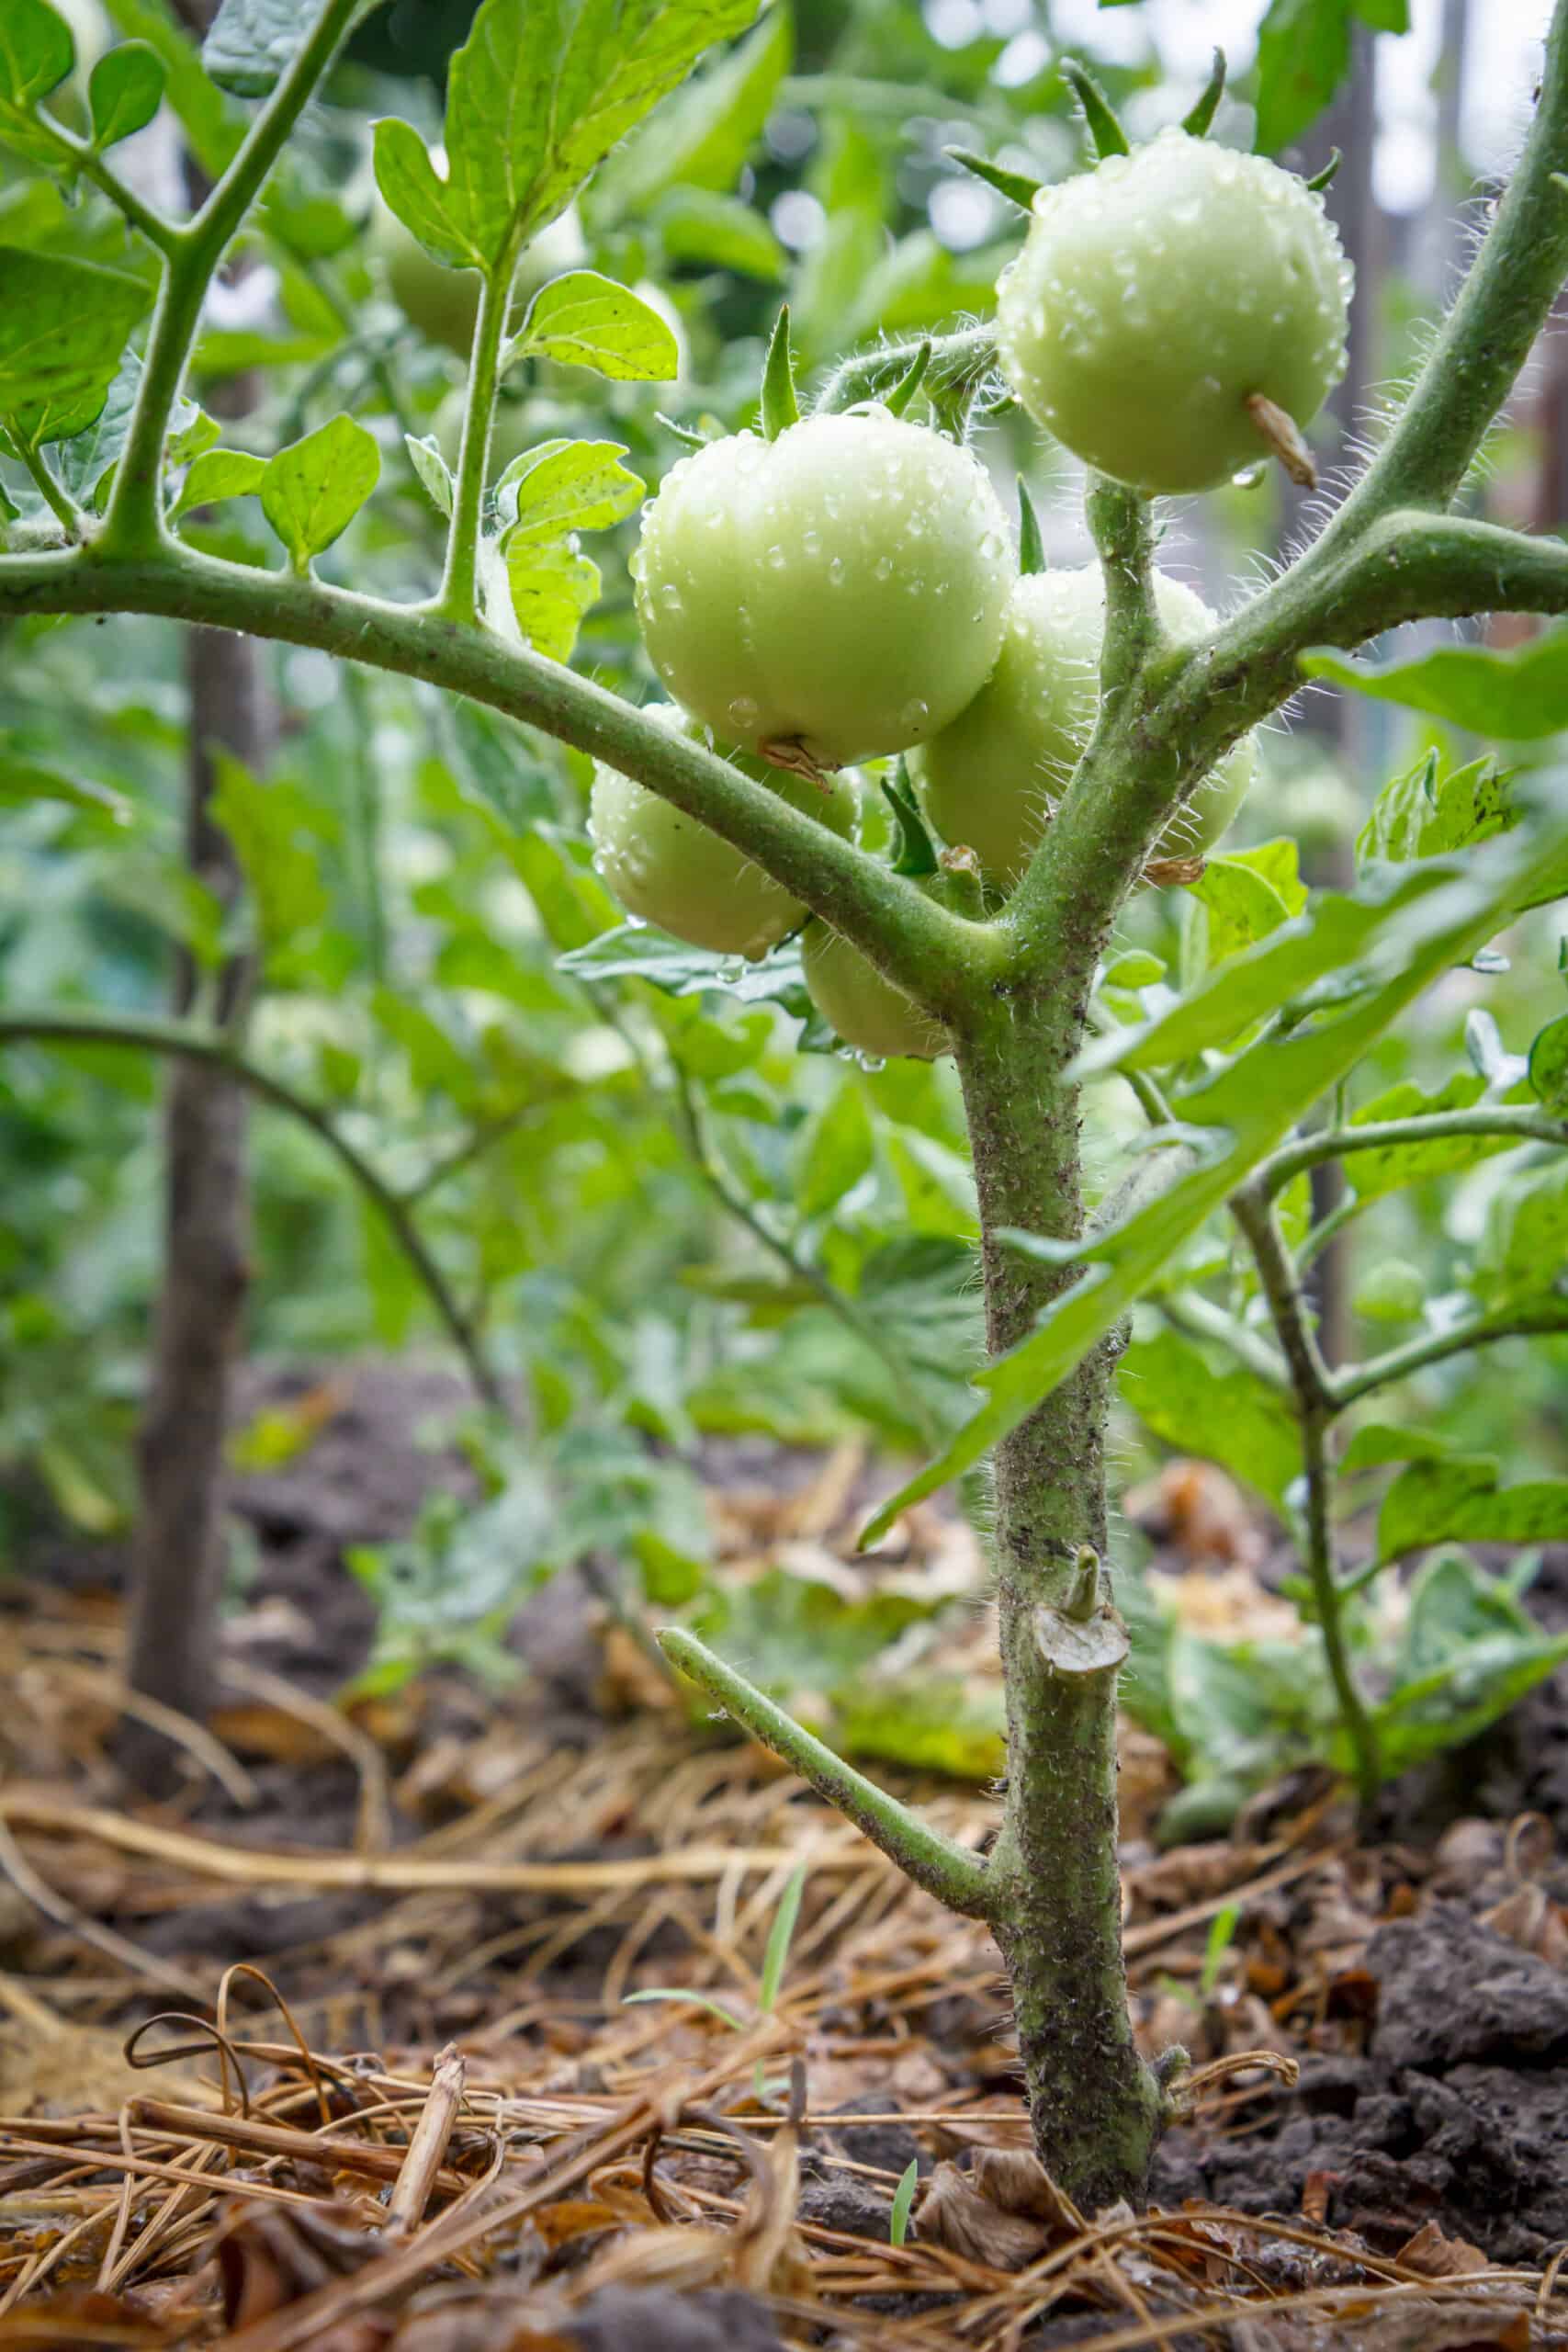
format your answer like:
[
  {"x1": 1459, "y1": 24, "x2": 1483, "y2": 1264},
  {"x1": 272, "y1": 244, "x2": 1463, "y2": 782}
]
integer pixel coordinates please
[
  {"x1": 728, "y1": 695, "x2": 760, "y2": 730},
  {"x1": 899, "y1": 695, "x2": 929, "y2": 732}
]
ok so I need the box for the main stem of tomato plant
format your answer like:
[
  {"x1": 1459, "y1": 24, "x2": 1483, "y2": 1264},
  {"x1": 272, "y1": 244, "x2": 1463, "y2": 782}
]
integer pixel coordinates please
[{"x1": 958, "y1": 1002, "x2": 1164, "y2": 2204}]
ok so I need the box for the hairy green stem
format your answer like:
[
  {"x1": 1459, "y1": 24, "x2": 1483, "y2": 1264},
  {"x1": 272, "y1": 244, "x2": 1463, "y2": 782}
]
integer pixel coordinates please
[
  {"x1": 957, "y1": 1009, "x2": 1162, "y2": 2208},
  {"x1": 438, "y1": 263, "x2": 512, "y2": 624},
  {"x1": 32, "y1": 112, "x2": 180, "y2": 254},
  {"x1": 1259, "y1": 1104, "x2": 1568, "y2": 1198},
  {"x1": 812, "y1": 325, "x2": 993, "y2": 416},
  {"x1": 657, "y1": 1628, "x2": 993, "y2": 1917},
  {"x1": 1231, "y1": 1183, "x2": 1379, "y2": 1805},
  {"x1": 13, "y1": 441, "x2": 82, "y2": 538},
  {"x1": 0, "y1": 543, "x2": 994, "y2": 1014},
  {"x1": 1332, "y1": 1300, "x2": 1568, "y2": 1408},
  {"x1": 98, "y1": 0, "x2": 370, "y2": 554},
  {"x1": 0, "y1": 1007, "x2": 508, "y2": 1416}
]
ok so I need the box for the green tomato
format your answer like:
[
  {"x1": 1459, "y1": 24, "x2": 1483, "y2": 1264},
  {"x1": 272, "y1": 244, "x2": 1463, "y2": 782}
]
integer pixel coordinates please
[
  {"x1": 632, "y1": 410, "x2": 1013, "y2": 768},
  {"x1": 800, "y1": 922, "x2": 948, "y2": 1062},
  {"x1": 1353, "y1": 1261, "x2": 1426, "y2": 1324},
  {"x1": 996, "y1": 128, "x2": 1351, "y2": 495},
  {"x1": 374, "y1": 187, "x2": 587, "y2": 357},
  {"x1": 589, "y1": 706, "x2": 860, "y2": 962},
  {"x1": 910, "y1": 567, "x2": 1258, "y2": 890}
]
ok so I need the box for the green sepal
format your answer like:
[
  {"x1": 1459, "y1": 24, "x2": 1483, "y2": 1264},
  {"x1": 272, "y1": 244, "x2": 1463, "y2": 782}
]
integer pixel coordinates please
[
  {"x1": 944, "y1": 145, "x2": 1041, "y2": 211},
  {"x1": 883, "y1": 339, "x2": 931, "y2": 418},
  {"x1": 883, "y1": 764, "x2": 939, "y2": 878},
  {"x1": 761, "y1": 303, "x2": 799, "y2": 441},
  {"x1": 1306, "y1": 150, "x2": 1342, "y2": 194},
  {"x1": 1061, "y1": 60, "x2": 1130, "y2": 161},
  {"x1": 1181, "y1": 48, "x2": 1226, "y2": 138},
  {"x1": 1017, "y1": 477, "x2": 1045, "y2": 577}
]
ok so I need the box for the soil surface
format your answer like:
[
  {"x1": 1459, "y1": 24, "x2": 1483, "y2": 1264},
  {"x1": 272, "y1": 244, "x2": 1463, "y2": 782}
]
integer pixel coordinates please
[{"x1": 6, "y1": 1356, "x2": 1568, "y2": 2343}]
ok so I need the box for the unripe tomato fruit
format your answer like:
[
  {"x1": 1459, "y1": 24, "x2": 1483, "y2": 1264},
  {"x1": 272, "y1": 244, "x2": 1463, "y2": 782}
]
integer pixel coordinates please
[
  {"x1": 910, "y1": 567, "x2": 1257, "y2": 890},
  {"x1": 589, "y1": 706, "x2": 860, "y2": 962},
  {"x1": 800, "y1": 922, "x2": 948, "y2": 1062},
  {"x1": 996, "y1": 128, "x2": 1351, "y2": 495},
  {"x1": 373, "y1": 187, "x2": 587, "y2": 357},
  {"x1": 632, "y1": 411, "x2": 1013, "y2": 768}
]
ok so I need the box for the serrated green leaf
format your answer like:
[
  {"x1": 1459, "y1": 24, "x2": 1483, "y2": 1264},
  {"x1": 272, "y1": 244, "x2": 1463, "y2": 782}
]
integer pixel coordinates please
[
  {"x1": 175, "y1": 445, "x2": 267, "y2": 514},
  {"x1": 441, "y1": 0, "x2": 761, "y2": 273},
  {"x1": 1122, "y1": 1326, "x2": 1300, "y2": 1510},
  {"x1": 862, "y1": 821, "x2": 1568, "y2": 1546},
  {"x1": 1475, "y1": 1159, "x2": 1568, "y2": 1309},
  {"x1": 260, "y1": 413, "x2": 378, "y2": 570},
  {"x1": 202, "y1": 0, "x2": 314, "y2": 95},
  {"x1": 88, "y1": 40, "x2": 164, "y2": 145},
  {"x1": 500, "y1": 436, "x2": 644, "y2": 541},
  {"x1": 652, "y1": 186, "x2": 785, "y2": 278},
  {"x1": 1357, "y1": 751, "x2": 1515, "y2": 868},
  {"x1": 371, "y1": 119, "x2": 480, "y2": 270},
  {"x1": 1366, "y1": 1548, "x2": 1568, "y2": 1776},
  {"x1": 1378, "y1": 1455, "x2": 1568, "y2": 1564},
  {"x1": 1342, "y1": 1069, "x2": 1519, "y2": 1203},
  {"x1": 52, "y1": 345, "x2": 141, "y2": 503},
  {"x1": 1528, "y1": 1010, "x2": 1568, "y2": 1114},
  {"x1": 1190, "y1": 854, "x2": 1294, "y2": 970},
  {"x1": 0, "y1": 246, "x2": 151, "y2": 449},
  {"x1": 836, "y1": 1679, "x2": 1005, "y2": 1780},
  {"x1": 502, "y1": 537, "x2": 601, "y2": 662},
  {"x1": 1306, "y1": 630, "x2": 1568, "y2": 741},
  {"x1": 513, "y1": 271, "x2": 679, "y2": 381},
  {"x1": 598, "y1": 1, "x2": 789, "y2": 213}
]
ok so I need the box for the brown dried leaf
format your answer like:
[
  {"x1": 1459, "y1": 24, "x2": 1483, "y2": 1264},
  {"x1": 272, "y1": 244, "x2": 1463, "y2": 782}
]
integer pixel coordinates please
[
  {"x1": 1393, "y1": 2218, "x2": 1493, "y2": 2279},
  {"x1": 915, "y1": 2159, "x2": 1054, "y2": 2269}
]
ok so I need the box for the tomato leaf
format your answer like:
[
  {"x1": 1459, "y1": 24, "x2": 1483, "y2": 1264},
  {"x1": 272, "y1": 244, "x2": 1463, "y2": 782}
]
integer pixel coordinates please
[
  {"x1": 259, "y1": 413, "x2": 379, "y2": 571},
  {"x1": 1378, "y1": 1456, "x2": 1568, "y2": 1565},
  {"x1": 500, "y1": 437, "x2": 645, "y2": 542},
  {"x1": 512, "y1": 272, "x2": 679, "y2": 382},
  {"x1": 0, "y1": 247, "x2": 152, "y2": 449},
  {"x1": 175, "y1": 446, "x2": 268, "y2": 515},
  {"x1": 102, "y1": 0, "x2": 243, "y2": 177},
  {"x1": 370, "y1": 119, "x2": 481, "y2": 271},
  {"x1": 1528, "y1": 1010, "x2": 1568, "y2": 1114},
  {"x1": 1253, "y1": 0, "x2": 1350, "y2": 157},
  {"x1": 440, "y1": 0, "x2": 763, "y2": 274},
  {"x1": 597, "y1": 0, "x2": 790, "y2": 214},
  {"x1": 1306, "y1": 629, "x2": 1568, "y2": 740},
  {"x1": 203, "y1": 0, "x2": 351, "y2": 95},
  {"x1": 0, "y1": 0, "x2": 73, "y2": 164},
  {"x1": 1121, "y1": 1326, "x2": 1300, "y2": 1510},
  {"x1": 87, "y1": 40, "x2": 164, "y2": 145}
]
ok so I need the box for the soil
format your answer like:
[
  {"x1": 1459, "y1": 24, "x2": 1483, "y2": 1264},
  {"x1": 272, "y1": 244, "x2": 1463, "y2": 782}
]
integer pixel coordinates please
[{"x1": 6, "y1": 1356, "x2": 1568, "y2": 2344}]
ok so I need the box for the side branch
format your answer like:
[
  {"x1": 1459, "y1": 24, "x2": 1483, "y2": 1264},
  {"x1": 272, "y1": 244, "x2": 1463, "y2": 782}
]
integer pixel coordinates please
[
  {"x1": 1328, "y1": 0, "x2": 1568, "y2": 525},
  {"x1": 1260, "y1": 1102, "x2": 1568, "y2": 1200},
  {"x1": 1333, "y1": 1301, "x2": 1568, "y2": 1408},
  {"x1": 0, "y1": 1006, "x2": 506, "y2": 1416},
  {"x1": 658, "y1": 1629, "x2": 995, "y2": 1919},
  {"x1": 1229, "y1": 1182, "x2": 1380, "y2": 1806},
  {"x1": 812, "y1": 326, "x2": 994, "y2": 416},
  {"x1": 0, "y1": 546, "x2": 998, "y2": 1012}
]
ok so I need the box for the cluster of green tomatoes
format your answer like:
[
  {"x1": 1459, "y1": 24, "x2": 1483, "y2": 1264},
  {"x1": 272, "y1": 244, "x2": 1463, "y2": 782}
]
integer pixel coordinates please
[{"x1": 384, "y1": 119, "x2": 1352, "y2": 1063}]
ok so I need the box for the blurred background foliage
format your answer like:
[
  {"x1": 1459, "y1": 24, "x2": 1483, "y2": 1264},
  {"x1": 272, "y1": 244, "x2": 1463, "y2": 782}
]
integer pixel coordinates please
[{"x1": 2, "y1": 0, "x2": 1566, "y2": 1805}]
